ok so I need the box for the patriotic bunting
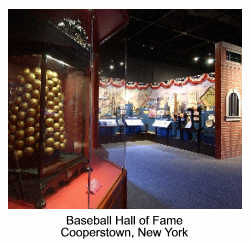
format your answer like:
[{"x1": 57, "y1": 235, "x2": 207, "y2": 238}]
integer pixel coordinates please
[{"x1": 99, "y1": 73, "x2": 215, "y2": 90}]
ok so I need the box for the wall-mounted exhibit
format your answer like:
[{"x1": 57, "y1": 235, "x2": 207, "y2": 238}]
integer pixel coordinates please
[{"x1": 99, "y1": 73, "x2": 216, "y2": 155}]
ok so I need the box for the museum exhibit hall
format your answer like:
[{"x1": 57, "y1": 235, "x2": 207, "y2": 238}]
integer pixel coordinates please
[{"x1": 8, "y1": 9, "x2": 242, "y2": 209}]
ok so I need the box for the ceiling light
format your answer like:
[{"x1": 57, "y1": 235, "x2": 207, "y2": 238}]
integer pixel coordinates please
[
  {"x1": 193, "y1": 57, "x2": 200, "y2": 62},
  {"x1": 109, "y1": 65, "x2": 114, "y2": 70},
  {"x1": 207, "y1": 58, "x2": 214, "y2": 65},
  {"x1": 57, "y1": 22, "x2": 65, "y2": 27},
  {"x1": 120, "y1": 61, "x2": 124, "y2": 66}
]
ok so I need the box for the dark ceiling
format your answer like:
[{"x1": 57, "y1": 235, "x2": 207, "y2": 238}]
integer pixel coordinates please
[{"x1": 100, "y1": 9, "x2": 242, "y2": 71}]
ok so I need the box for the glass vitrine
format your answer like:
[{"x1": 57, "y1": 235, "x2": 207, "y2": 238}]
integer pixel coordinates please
[
  {"x1": 91, "y1": 31, "x2": 127, "y2": 209},
  {"x1": 8, "y1": 10, "x2": 91, "y2": 208},
  {"x1": 8, "y1": 10, "x2": 128, "y2": 209}
]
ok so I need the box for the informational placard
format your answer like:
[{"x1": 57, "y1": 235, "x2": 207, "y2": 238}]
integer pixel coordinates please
[
  {"x1": 117, "y1": 119, "x2": 124, "y2": 126},
  {"x1": 99, "y1": 119, "x2": 117, "y2": 127},
  {"x1": 125, "y1": 119, "x2": 144, "y2": 126},
  {"x1": 208, "y1": 114, "x2": 215, "y2": 121},
  {"x1": 200, "y1": 87, "x2": 215, "y2": 107},
  {"x1": 152, "y1": 120, "x2": 172, "y2": 128},
  {"x1": 185, "y1": 121, "x2": 192, "y2": 128}
]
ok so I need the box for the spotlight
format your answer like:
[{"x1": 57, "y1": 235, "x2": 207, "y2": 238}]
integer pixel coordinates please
[
  {"x1": 207, "y1": 58, "x2": 214, "y2": 65},
  {"x1": 109, "y1": 65, "x2": 114, "y2": 70},
  {"x1": 120, "y1": 61, "x2": 124, "y2": 66},
  {"x1": 57, "y1": 22, "x2": 65, "y2": 27},
  {"x1": 193, "y1": 57, "x2": 200, "y2": 62}
]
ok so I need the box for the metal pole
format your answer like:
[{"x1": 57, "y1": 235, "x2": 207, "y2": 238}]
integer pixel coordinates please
[
  {"x1": 123, "y1": 38, "x2": 128, "y2": 170},
  {"x1": 88, "y1": 10, "x2": 95, "y2": 209}
]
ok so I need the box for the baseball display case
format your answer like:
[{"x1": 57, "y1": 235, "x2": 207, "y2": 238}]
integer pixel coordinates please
[
  {"x1": 8, "y1": 11, "x2": 91, "y2": 208},
  {"x1": 8, "y1": 9, "x2": 129, "y2": 209}
]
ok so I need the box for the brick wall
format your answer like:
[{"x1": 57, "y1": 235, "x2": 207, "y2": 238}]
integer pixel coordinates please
[{"x1": 215, "y1": 42, "x2": 242, "y2": 159}]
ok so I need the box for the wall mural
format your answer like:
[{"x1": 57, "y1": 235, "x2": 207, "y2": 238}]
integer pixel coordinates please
[{"x1": 99, "y1": 73, "x2": 215, "y2": 118}]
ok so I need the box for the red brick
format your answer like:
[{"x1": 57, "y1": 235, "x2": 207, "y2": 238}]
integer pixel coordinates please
[{"x1": 215, "y1": 42, "x2": 242, "y2": 159}]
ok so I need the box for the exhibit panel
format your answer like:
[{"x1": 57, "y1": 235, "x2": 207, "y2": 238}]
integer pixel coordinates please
[
  {"x1": 98, "y1": 81, "x2": 127, "y2": 144},
  {"x1": 98, "y1": 73, "x2": 216, "y2": 156},
  {"x1": 99, "y1": 80, "x2": 147, "y2": 139}
]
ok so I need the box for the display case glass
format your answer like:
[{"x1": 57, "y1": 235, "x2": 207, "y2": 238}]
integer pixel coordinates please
[
  {"x1": 91, "y1": 32, "x2": 127, "y2": 209},
  {"x1": 9, "y1": 10, "x2": 129, "y2": 209},
  {"x1": 91, "y1": 87, "x2": 126, "y2": 208},
  {"x1": 8, "y1": 10, "x2": 92, "y2": 208}
]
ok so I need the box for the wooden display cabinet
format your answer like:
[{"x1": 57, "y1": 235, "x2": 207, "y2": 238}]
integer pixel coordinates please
[
  {"x1": 8, "y1": 10, "x2": 129, "y2": 209},
  {"x1": 8, "y1": 11, "x2": 91, "y2": 208}
]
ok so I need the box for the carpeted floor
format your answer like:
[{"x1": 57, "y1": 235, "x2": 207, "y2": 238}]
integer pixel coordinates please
[{"x1": 103, "y1": 140, "x2": 242, "y2": 209}]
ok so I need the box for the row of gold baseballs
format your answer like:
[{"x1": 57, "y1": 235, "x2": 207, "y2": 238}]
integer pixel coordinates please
[
  {"x1": 9, "y1": 111, "x2": 66, "y2": 157},
  {"x1": 17, "y1": 67, "x2": 60, "y2": 83},
  {"x1": 9, "y1": 125, "x2": 66, "y2": 141},
  {"x1": 9, "y1": 114, "x2": 66, "y2": 140},
  {"x1": 17, "y1": 71, "x2": 61, "y2": 90},
  {"x1": 9, "y1": 112, "x2": 65, "y2": 133},
  {"x1": 9, "y1": 139, "x2": 67, "y2": 160},
  {"x1": 9, "y1": 94, "x2": 64, "y2": 122},
  {"x1": 12, "y1": 80, "x2": 63, "y2": 100},
  {"x1": 10, "y1": 84, "x2": 64, "y2": 115},
  {"x1": 9, "y1": 132, "x2": 66, "y2": 150},
  {"x1": 9, "y1": 81, "x2": 64, "y2": 125},
  {"x1": 9, "y1": 110, "x2": 65, "y2": 131},
  {"x1": 9, "y1": 120, "x2": 65, "y2": 139},
  {"x1": 9, "y1": 104, "x2": 64, "y2": 121},
  {"x1": 16, "y1": 67, "x2": 62, "y2": 96},
  {"x1": 9, "y1": 130, "x2": 67, "y2": 158},
  {"x1": 13, "y1": 79, "x2": 63, "y2": 101}
]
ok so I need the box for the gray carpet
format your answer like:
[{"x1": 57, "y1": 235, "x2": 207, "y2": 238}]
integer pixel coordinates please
[{"x1": 103, "y1": 140, "x2": 242, "y2": 209}]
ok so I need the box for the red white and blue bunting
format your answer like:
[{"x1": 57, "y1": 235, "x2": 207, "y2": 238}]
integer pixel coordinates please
[{"x1": 99, "y1": 72, "x2": 215, "y2": 90}]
